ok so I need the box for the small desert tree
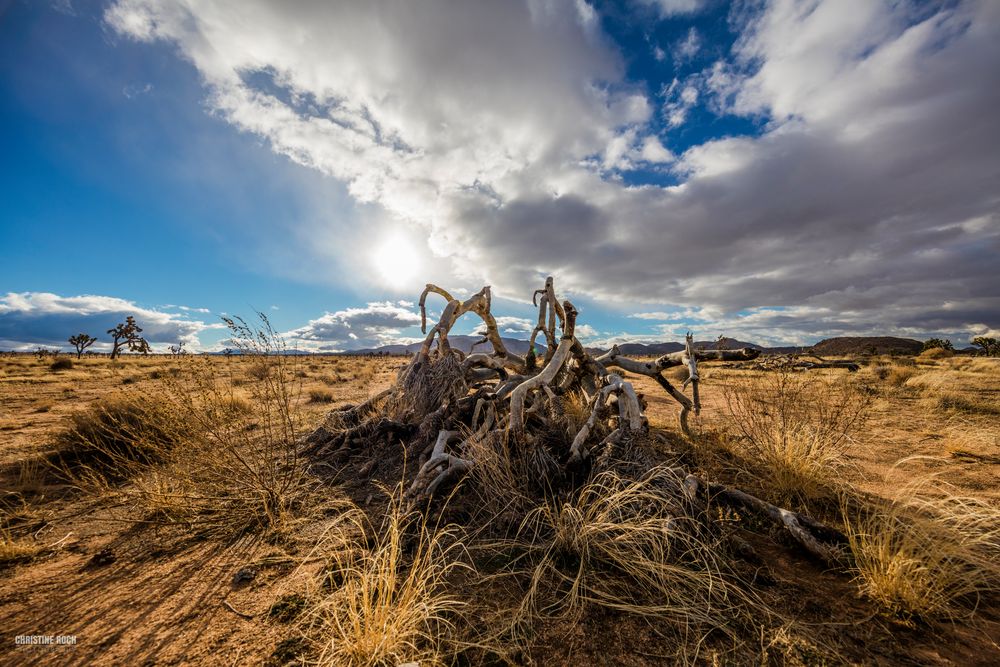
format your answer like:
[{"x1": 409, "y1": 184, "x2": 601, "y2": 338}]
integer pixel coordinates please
[
  {"x1": 68, "y1": 333, "x2": 97, "y2": 359},
  {"x1": 971, "y1": 336, "x2": 999, "y2": 357},
  {"x1": 107, "y1": 316, "x2": 151, "y2": 360},
  {"x1": 168, "y1": 341, "x2": 186, "y2": 355}
]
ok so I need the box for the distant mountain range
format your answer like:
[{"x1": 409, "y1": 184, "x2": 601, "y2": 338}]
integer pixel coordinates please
[{"x1": 343, "y1": 335, "x2": 926, "y2": 357}]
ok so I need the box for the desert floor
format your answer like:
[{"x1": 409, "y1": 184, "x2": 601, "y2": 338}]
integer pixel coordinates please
[{"x1": 1, "y1": 351, "x2": 998, "y2": 665}]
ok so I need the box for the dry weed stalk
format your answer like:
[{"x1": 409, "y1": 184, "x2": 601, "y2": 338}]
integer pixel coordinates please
[{"x1": 722, "y1": 369, "x2": 869, "y2": 506}]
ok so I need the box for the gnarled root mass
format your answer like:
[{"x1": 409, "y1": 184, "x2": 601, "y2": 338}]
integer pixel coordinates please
[{"x1": 303, "y1": 277, "x2": 846, "y2": 564}]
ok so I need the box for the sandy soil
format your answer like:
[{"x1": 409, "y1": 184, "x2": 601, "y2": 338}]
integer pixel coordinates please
[{"x1": 1, "y1": 352, "x2": 998, "y2": 665}]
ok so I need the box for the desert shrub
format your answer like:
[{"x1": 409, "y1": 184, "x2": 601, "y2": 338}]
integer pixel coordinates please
[
  {"x1": 309, "y1": 388, "x2": 335, "y2": 403},
  {"x1": 0, "y1": 527, "x2": 39, "y2": 567},
  {"x1": 54, "y1": 393, "x2": 190, "y2": 484},
  {"x1": 918, "y1": 347, "x2": 953, "y2": 361},
  {"x1": 131, "y1": 313, "x2": 317, "y2": 538},
  {"x1": 935, "y1": 391, "x2": 1000, "y2": 416},
  {"x1": 49, "y1": 358, "x2": 73, "y2": 371},
  {"x1": 871, "y1": 364, "x2": 891, "y2": 380},
  {"x1": 722, "y1": 370, "x2": 868, "y2": 506},
  {"x1": 307, "y1": 491, "x2": 468, "y2": 666},
  {"x1": 512, "y1": 467, "x2": 738, "y2": 626},
  {"x1": 922, "y1": 338, "x2": 954, "y2": 352},
  {"x1": 845, "y1": 477, "x2": 1000, "y2": 620},
  {"x1": 886, "y1": 366, "x2": 916, "y2": 388}
]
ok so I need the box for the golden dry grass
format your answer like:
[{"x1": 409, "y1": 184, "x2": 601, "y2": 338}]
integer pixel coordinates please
[
  {"x1": 307, "y1": 489, "x2": 470, "y2": 667},
  {"x1": 845, "y1": 470, "x2": 1000, "y2": 620},
  {"x1": 512, "y1": 466, "x2": 739, "y2": 624},
  {"x1": 1, "y1": 351, "x2": 999, "y2": 664},
  {"x1": 719, "y1": 369, "x2": 869, "y2": 507}
]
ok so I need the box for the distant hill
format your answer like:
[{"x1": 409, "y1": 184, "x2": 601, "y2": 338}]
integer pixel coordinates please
[
  {"x1": 808, "y1": 336, "x2": 922, "y2": 356},
  {"x1": 344, "y1": 335, "x2": 924, "y2": 358},
  {"x1": 609, "y1": 337, "x2": 763, "y2": 357},
  {"x1": 347, "y1": 335, "x2": 546, "y2": 356}
]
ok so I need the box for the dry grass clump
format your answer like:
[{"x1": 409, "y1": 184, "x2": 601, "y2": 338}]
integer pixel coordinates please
[
  {"x1": 0, "y1": 527, "x2": 39, "y2": 567},
  {"x1": 0, "y1": 495, "x2": 45, "y2": 567},
  {"x1": 917, "y1": 347, "x2": 953, "y2": 361},
  {"x1": 934, "y1": 391, "x2": 1000, "y2": 416},
  {"x1": 308, "y1": 388, "x2": 335, "y2": 403},
  {"x1": 885, "y1": 365, "x2": 916, "y2": 388},
  {"x1": 53, "y1": 393, "x2": 191, "y2": 485},
  {"x1": 49, "y1": 358, "x2": 73, "y2": 371},
  {"x1": 845, "y1": 474, "x2": 1000, "y2": 621},
  {"x1": 127, "y1": 315, "x2": 316, "y2": 539},
  {"x1": 512, "y1": 467, "x2": 736, "y2": 626},
  {"x1": 462, "y1": 429, "x2": 546, "y2": 526},
  {"x1": 722, "y1": 370, "x2": 868, "y2": 506},
  {"x1": 307, "y1": 491, "x2": 469, "y2": 667}
]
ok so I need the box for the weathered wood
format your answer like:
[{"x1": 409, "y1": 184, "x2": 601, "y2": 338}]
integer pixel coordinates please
[{"x1": 509, "y1": 301, "x2": 578, "y2": 442}]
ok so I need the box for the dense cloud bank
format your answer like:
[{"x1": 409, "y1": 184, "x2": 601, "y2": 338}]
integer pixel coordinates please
[{"x1": 100, "y1": 0, "x2": 998, "y2": 340}]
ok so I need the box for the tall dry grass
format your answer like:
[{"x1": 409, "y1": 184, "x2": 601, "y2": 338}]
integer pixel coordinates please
[
  {"x1": 52, "y1": 393, "x2": 192, "y2": 489},
  {"x1": 722, "y1": 370, "x2": 869, "y2": 506},
  {"x1": 844, "y1": 470, "x2": 1000, "y2": 620},
  {"x1": 130, "y1": 313, "x2": 317, "y2": 538},
  {"x1": 512, "y1": 467, "x2": 738, "y2": 626},
  {"x1": 307, "y1": 488, "x2": 470, "y2": 666}
]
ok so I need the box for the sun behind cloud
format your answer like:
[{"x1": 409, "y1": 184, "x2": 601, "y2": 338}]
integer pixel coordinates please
[{"x1": 370, "y1": 232, "x2": 423, "y2": 289}]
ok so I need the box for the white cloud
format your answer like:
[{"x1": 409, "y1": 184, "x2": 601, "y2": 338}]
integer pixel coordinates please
[
  {"x1": 674, "y1": 27, "x2": 701, "y2": 62},
  {"x1": 494, "y1": 316, "x2": 535, "y2": 334},
  {"x1": 639, "y1": 135, "x2": 675, "y2": 163},
  {"x1": 105, "y1": 0, "x2": 1000, "y2": 342},
  {"x1": 285, "y1": 301, "x2": 422, "y2": 351},
  {"x1": 0, "y1": 293, "x2": 213, "y2": 351},
  {"x1": 639, "y1": 0, "x2": 707, "y2": 19}
]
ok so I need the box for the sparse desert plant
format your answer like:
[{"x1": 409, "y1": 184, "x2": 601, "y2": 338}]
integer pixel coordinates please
[
  {"x1": 722, "y1": 370, "x2": 868, "y2": 506},
  {"x1": 53, "y1": 392, "x2": 191, "y2": 485},
  {"x1": 49, "y1": 358, "x2": 73, "y2": 371},
  {"x1": 309, "y1": 388, "x2": 335, "y2": 403},
  {"x1": 307, "y1": 489, "x2": 469, "y2": 667},
  {"x1": 132, "y1": 313, "x2": 315, "y2": 538},
  {"x1": 845, "y1": 474, "x2": 1000, "y2": 620},
  {"x1": 511, "y1": 467, "x2": 737, "y2": 626}
]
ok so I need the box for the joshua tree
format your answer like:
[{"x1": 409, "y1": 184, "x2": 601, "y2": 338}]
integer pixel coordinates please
[
  {"x1": 107, "y1": 316, "x2": 151, "y2": 359},
  {"x1": 972, "y1": 336, "x2": 999, "y2": 357},
  {"x1": 68, "y1": 333, "x2": 97, "y2": 359},
  {"x1": 168, "y1": 341, "x2": 186, "y2": 355}
]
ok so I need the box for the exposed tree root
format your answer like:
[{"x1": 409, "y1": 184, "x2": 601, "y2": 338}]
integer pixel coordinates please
[{"x1": 303, "y1": 277, "x2": 847, "y2": 565}]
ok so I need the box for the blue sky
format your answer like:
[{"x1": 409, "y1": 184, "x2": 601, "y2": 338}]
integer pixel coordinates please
[{"x1": 1, "y1": 0, "x2": 998, "y2": 352}]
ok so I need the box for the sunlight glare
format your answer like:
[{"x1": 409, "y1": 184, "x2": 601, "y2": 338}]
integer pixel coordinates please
[{"x1": 371, "y1": 233, "x2": 422, "y2": 288}]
